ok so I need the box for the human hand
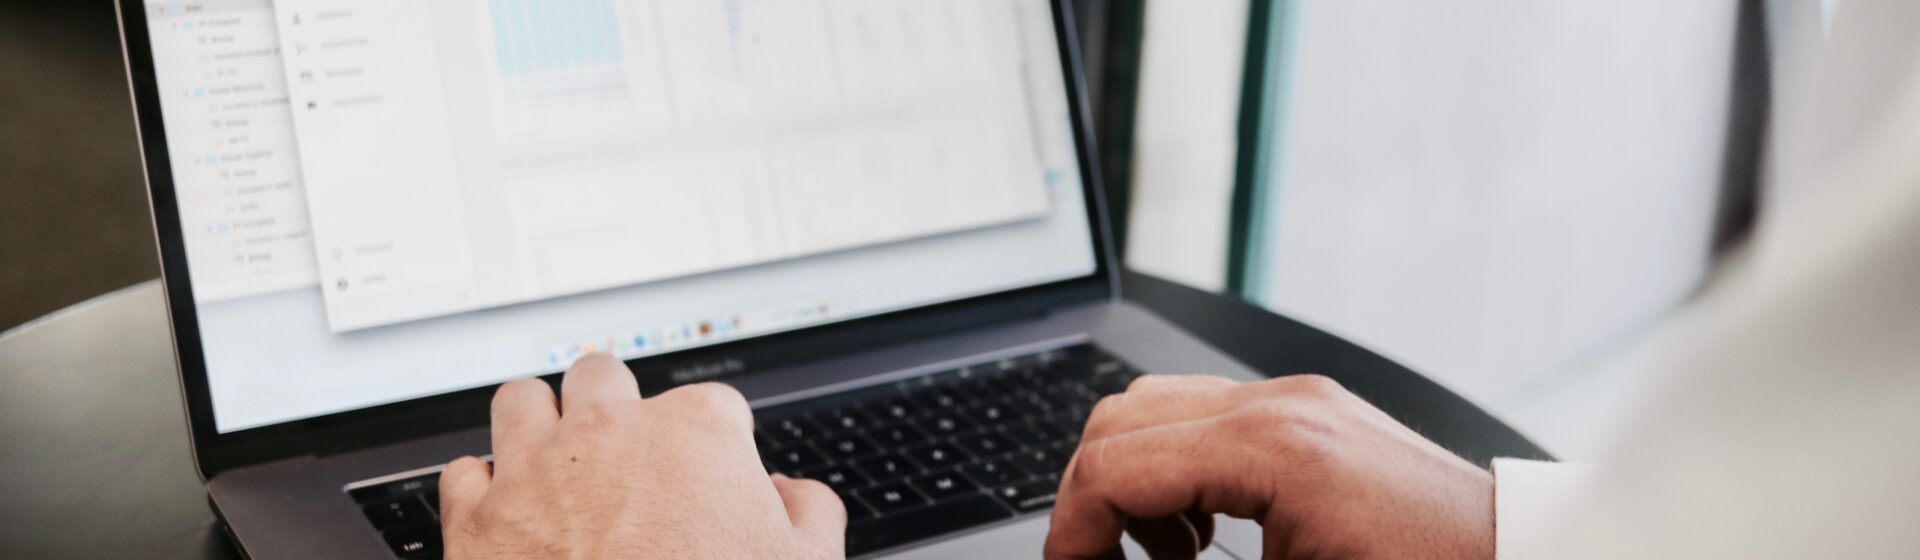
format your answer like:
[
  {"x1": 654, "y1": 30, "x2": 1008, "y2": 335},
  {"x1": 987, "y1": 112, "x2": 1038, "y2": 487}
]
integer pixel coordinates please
[
  {"x1": 438, "y1": 353, "x2": 846, "y2": 559},
  {"x1": 1045, "y1": 374, "x2": 1493, "y2": 560}
]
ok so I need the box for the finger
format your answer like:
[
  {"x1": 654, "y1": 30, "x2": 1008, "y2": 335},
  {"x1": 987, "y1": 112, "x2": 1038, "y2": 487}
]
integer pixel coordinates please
[
  {"x1": 1081, "y1": 376, "x2": 1330, "y2": 444},
  {"x1": 560, "y1": 353, "x2": 641, "y2": 416},
  {"x1": 1045, "y1": 422, "x2": 1280, "y2": 560},
  {"x1": 646, "y1": 383, "x2": 759, "y2": 458},
  {"x1": 491, "y1": 378, "x2": 558, "y2": 477},
  {"x1": 1080, "y1": 386, "x2": 1237, "y2": 443},
  {"x1": 772, "y1": 474, "x2": 847, "y2": 556},
  {"x1": 438, "y1": 456, "x2": 492, "y2": 530},
  {"x1": 1125, "y1": 515, "x2": 1199, "y2": 560},
  {"x1": 1125, "y1": 374, "x2": 1238, "y2": 393}
]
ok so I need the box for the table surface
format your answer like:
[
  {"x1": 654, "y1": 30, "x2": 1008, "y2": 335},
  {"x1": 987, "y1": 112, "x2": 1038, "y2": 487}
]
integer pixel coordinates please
[{"x1": 0, "y1": 271, "x2": 1548, "y2": 558}]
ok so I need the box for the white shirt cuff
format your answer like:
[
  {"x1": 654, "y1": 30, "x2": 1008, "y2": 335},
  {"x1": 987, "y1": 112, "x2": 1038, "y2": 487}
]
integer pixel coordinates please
[{"x1": 1493, "y1": 458, "x2": 1598, "y2": 560}]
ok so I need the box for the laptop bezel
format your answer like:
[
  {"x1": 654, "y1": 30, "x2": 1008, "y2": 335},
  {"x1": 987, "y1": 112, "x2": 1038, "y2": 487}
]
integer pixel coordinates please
[{"x1": 116, "y1": 0, "x2": 1118, "y2": 479}]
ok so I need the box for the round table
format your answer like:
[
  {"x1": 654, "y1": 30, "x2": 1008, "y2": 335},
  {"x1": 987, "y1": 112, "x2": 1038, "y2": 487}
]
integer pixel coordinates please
[{"x1": 0, "y1": 272, "x2": 1549, "y2": 558}]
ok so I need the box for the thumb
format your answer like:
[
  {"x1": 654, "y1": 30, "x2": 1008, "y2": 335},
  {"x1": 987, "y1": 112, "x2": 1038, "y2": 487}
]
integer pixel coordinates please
[
  {"x1": 772, "y1": 473, "x2": 847, "y2": 557},
  {"x1": 438, "y1": 456, "x2": 492, "y2": 530}
]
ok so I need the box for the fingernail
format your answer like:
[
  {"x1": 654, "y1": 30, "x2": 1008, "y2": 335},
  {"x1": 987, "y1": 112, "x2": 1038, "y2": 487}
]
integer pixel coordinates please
[{"x1": 771, "y1": 473, "x2": 789, "y2": 480}]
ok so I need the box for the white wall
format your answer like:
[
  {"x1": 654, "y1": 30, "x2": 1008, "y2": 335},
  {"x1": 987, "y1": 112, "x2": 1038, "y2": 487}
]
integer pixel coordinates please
[
  {"x1": 1257, "y1": 1, "x2": 1738, "y2": 428},
  {"x1": 1122, "y1": 1, "x2": 1753, "y2": 455}
]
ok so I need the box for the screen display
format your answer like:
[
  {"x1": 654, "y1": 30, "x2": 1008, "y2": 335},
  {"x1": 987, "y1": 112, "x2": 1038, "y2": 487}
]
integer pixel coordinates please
[{"x1": 140, "y1": 0, "x2": 1097, "y2": 433}]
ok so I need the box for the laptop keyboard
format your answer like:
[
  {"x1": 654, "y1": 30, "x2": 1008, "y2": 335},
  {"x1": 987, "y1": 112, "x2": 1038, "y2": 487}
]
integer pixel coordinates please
[{"x1": 343, "y1": 342, "x2": 1141, "y2": 559}]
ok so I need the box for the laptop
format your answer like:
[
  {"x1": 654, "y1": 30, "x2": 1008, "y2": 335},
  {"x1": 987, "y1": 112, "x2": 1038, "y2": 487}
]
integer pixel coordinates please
[{"x1": 116, "y1": 0, "x2": 1267, "y2": 557}]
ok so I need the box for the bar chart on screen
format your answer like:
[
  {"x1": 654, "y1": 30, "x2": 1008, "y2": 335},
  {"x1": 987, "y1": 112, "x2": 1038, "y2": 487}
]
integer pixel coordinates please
[{"x1": 486, "y1": 0, "x2": 630, "y2": 110}]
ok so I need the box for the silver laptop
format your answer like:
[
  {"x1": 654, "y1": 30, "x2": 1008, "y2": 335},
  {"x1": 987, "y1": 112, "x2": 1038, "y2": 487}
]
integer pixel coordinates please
[{"x1": 116, "y1": 0, "x2": 1266, "y2": 557}]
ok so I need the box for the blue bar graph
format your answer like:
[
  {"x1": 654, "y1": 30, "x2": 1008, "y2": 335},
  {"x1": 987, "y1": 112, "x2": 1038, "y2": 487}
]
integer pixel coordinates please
[{"x1": 489, "y1": 0, "x2": 628, "y2": 106}]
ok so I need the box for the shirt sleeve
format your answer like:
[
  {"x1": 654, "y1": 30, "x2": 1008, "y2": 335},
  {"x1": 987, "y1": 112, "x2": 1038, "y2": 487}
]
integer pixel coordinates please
[{"x1": 1493, "y1": 458, "x2": 1599, "y2": 560}]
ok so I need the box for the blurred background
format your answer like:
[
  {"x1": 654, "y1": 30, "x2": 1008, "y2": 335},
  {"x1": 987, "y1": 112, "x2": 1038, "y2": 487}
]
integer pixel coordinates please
[
  {"x1": 0, "y1": 0, "x2": 160, "y2": 332},
  {"x1": 0, "y1": 0, "x2": 1830, "y2": 459}
]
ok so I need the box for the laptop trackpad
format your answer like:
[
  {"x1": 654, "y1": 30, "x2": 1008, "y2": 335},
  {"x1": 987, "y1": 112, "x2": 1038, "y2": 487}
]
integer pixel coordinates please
[{"x1": 886, "y1": 515, "x2": 1260, "y2": 559}]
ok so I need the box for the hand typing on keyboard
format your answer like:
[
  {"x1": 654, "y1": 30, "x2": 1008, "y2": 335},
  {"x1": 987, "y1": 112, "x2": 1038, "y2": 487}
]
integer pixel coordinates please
[
  {"x1": 437, "y1": 353, "x2": 846, "y2": 560},
  {"x1": 1044, "y1": 374, "x2": 1495, "y2": 560}
]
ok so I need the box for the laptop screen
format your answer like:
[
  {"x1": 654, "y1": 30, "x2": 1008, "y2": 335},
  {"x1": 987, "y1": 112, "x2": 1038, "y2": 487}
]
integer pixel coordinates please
[{"x1": 139, "y1": 0, "x2": 1098, "y2": 433}]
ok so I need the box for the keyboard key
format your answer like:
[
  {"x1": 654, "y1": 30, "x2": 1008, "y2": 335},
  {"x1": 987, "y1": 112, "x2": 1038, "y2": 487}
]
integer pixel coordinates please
[
  {"x1": 996, "y1": 479, "x2": 1060, "y2": 513},
  {"x1": 930, "y1": 367, "x2": 975, "y2": 387},
  {"x1": 905, "y1": 442, "x2": 969, "y2": 469},
  {"x1": 990, "y1": 355, "x2": 1032, "y2": 374},
  {"x1": 953, "y1": 374, "x2": 1005, "y2": 401},
  {"x1": 1006, "y1": 421, "x2": 1070, "y2": 448},
  {"x1": 800, "y1": 465, "x2": 870, "y2": 492},
  {"x1": 363, "y1": 496, "x2": 433, "y2": 529},
  {"x1": 845, "y1": 495, "x2": 1013, "y2": 557},
  {"x1": 422, "y1": 489, "x2": 440, "y2": 515},
  {"x1": 1007, "y1": 364, "x2": 1050, "y2": 384},
  {"x1": 1050, "y1": 414, "x2": 1089, "y2": 438},
  {"x1": 962, "y1": 402, "x2": 1018, "y2": 429},
  {"x1": 766, "y1": 445, "x2": 827, "y2": 473},
  {"x1": 761, "y1": 415, "x2": 822, "y2": 445},
  {"x1": 838, "y1": 490, "x2": 878, "y2": 522},
  {"x1": 1044, "y1": 383, "x2": 1101, "y2": 408},
  {"x1": 867, "y1": 423, "x2": 929, "y2": 447},
  {"x1": 859, "y1": 396, "x2": 917, "y2": 423},
  {"x1": 859, "y1": 482, "x2": 929, "y2": 514},
  {"x1": 959, "y1": 432, "x2": 1018, "y2": 457},
  {"x1": 381, "y1": 524, "x2": 443, "y2": 559},
  {"x1": 821, "y1": 406, "x2": 874, "y2": 432},
  {"x1": 348, "y1": 475, "x2": 438, "y2": 505},
  {"x1": 915, "y1": 413, "x2": 976, "y2": 437},
  {"x1": 1035, "y1": 346, "x2": 1084, "y2": 366},
  {"x1": 1086, "y1": 364, "x2": 1139, "y2": 394},
  {"x1": 910, "y1": 469, "x2": 981, "y2": 502},
  {"x1": 953, "y1": 364, "x2": 993, "y2": 383},
  {"x1": 911, "y1": 388, "x2": 968, "y2": 411},
  {"x1": 898, "y1": 372, "x2": 945, "y2": 392},
  {"x1": 1008, "y1": 393, "x2": 1060, "y2": 417},
  {"x1": 963, "y1": 459, "x2": 1028, "y2": 486},
  {"x1": 855, "y1": 453, "x2": 918, "y2": 480},
  {"x1": 1085, "y1": 375, "x2": 1131, "y2": 395},
  {"x1": 1010, "y1": 447, "x2": 1069, "y2": 477},
  {"x1": 819, "y1": 433, "x2": 880, "y2": 460}
]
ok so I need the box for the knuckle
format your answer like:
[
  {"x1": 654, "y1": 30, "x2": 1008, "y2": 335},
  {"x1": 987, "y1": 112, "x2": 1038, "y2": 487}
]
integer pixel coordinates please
[
  {"x1": 680, "y1": 382, "x2": 750, "y2": 413},
  {"x1": 569, "y1": 399, "x2": 623, "y2": 429},
  {"x1": 671, "y1": 383, "x2": 753, "y2": 432},
  {"x1": 1065, "y1": 442, "x2": 1105, "y2": 486},
  {"x1": 493, "y1": 379, "x2": 548, "y2": 407},
  {"x1": 1124, "y1": 374, "x2": 1166, "y2": 392},
  {"x1": 438, "y1": 468, "x2": 464, "y2": 495},
  {"x1": 443, "y1": 456, "x2": 478, "y2": 480},
  {"x1": 1229, "y1": 402, "x2": 1302, "y2": 438},
  {"x1": 568, "y1": 352, "x2": 619, "y2": 374},
  {"x1": 1082, "y1": 395, "x2": 1126, "y2": 439},
  {"x1": 495, "y1": 377, "x2": 556, "y2": 414},
  {"x1": 1231, "y1": 402, "x2": 1331, "y2": 455},
  {"x1": 1088, "y1": 394, "x2": 1122, "y2": 420},
  {"x1": 1283, "y1": 374, "x2": 1343, "y2": 397},
  {"x1": 1222, "y1": 404, "x2": 1280, "y2": 437}
]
